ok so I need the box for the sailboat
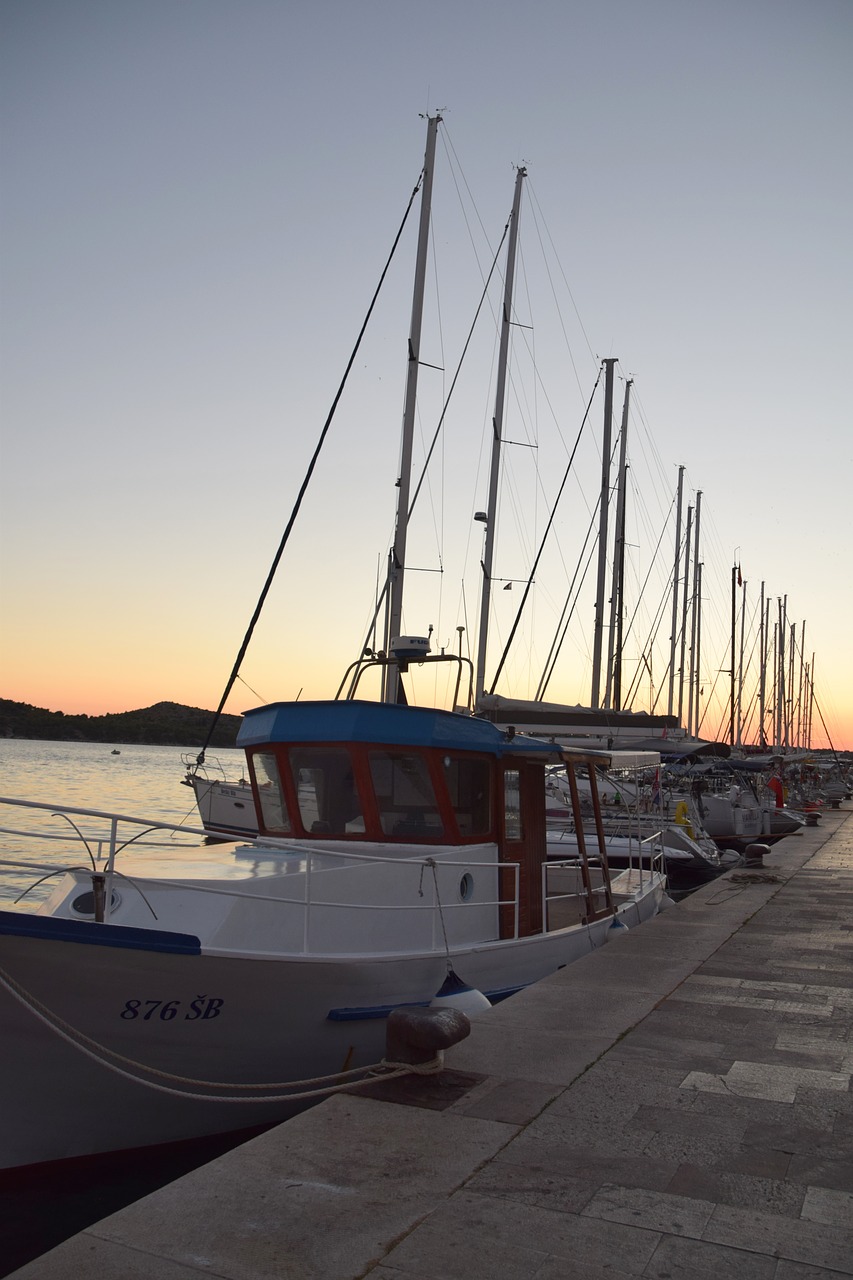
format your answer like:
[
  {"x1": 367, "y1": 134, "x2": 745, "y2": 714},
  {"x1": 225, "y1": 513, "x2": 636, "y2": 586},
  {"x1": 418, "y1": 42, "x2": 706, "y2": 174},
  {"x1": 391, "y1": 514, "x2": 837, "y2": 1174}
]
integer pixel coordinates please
[{"x1": 0, "y1": 118, "x2": 667, "y2": 1172}]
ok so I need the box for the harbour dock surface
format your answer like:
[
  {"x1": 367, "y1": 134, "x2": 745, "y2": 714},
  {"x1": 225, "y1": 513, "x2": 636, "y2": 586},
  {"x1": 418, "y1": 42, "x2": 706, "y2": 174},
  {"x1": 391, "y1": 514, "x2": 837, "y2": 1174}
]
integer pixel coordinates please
[{"x1": 12, "y1": 805, "x2": 853, "y2": 1279}]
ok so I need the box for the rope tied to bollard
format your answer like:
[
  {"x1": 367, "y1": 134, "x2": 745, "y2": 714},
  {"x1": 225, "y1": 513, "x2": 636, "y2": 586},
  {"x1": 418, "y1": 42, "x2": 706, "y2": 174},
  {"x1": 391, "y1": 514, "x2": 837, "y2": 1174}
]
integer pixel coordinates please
[{"x1": 0, "y1": 963, "x2": 454, "y2": 1105}]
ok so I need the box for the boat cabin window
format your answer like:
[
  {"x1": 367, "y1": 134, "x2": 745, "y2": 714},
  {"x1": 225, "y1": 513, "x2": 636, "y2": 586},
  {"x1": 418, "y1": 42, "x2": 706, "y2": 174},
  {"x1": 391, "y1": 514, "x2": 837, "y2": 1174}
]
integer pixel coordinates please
[
  {"x1": 251, "y1": 752, "x2": 291, "y2": 833},
  {"x1": 504, "y1": 768, "x2": 523, "y2": 840},
  {"x1": 368, "y1": 751, "x2": 444, "y2": 839},
  {"x1": 442, "y1": 755, "x2": 491, "y2": 836},
  {"x1": 290, "y1": 747, "x2": 364, "y2": 835}
]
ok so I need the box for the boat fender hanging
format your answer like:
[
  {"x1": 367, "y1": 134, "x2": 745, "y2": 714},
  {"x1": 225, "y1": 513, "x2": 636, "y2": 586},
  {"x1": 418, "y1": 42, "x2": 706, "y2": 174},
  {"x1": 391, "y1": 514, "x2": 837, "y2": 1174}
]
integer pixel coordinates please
[
  {"x1": 674, "y1": 801, "x2": 695, "y2": 839},
  {"x1": 430, "y1": 968, "x2": 491, "y2": 1014}
]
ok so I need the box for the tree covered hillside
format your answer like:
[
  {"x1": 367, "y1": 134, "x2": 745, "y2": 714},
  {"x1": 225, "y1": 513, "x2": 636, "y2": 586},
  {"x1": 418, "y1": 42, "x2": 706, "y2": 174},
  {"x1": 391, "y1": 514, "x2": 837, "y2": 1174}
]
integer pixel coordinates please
[{"x1": 0, "y1": 699, "x2": 241, "y2": 747}]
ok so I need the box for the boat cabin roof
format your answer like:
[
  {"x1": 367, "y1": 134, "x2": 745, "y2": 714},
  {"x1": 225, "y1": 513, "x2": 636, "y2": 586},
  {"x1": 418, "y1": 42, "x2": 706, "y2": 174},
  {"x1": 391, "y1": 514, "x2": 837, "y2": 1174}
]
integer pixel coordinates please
[{"x1": 238, "y1": 700, "x2": 560, "y2": 759}]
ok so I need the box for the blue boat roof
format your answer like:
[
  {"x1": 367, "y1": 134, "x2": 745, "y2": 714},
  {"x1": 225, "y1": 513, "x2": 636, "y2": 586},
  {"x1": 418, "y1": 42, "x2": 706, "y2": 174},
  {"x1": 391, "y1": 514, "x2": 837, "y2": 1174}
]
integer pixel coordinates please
[{"x1": 238, "y1": 700, "x2": 558, "y2": 758}]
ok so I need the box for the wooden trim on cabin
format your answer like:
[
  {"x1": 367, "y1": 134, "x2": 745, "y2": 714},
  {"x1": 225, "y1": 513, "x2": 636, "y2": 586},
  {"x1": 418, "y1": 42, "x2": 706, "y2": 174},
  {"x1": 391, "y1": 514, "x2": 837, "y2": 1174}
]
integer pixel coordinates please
[{"x1": 498, "y1": 759, "x2": 546, "y2": 939}]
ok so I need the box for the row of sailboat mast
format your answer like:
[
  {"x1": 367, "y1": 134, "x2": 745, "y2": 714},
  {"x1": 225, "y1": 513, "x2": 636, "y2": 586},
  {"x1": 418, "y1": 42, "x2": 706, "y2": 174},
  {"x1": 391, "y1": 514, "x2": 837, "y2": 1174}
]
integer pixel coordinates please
[{"x1": 382, "y1": 112, "x2": 529, "y2": 709}]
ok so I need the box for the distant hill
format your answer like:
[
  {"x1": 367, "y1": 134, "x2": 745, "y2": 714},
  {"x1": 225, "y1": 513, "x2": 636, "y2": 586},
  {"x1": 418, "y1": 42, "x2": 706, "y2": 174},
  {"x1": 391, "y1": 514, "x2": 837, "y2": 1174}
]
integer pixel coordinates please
[{"x1": 0, "y1": 699, "x2": 241, "y2": 747}]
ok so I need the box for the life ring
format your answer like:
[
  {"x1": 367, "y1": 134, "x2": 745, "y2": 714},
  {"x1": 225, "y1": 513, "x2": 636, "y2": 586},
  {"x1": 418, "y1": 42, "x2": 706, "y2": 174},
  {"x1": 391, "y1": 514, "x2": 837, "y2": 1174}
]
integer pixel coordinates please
[{"x1": 674, "y1": 801, "x2": 695, "y2": 839}]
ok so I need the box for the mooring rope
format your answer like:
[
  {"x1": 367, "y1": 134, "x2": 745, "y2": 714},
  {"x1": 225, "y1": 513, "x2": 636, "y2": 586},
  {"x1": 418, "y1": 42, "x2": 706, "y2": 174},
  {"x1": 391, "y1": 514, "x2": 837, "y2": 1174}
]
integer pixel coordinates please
[{"x1": 0, "y1": 963, "x2": 442, "y2": 1104}]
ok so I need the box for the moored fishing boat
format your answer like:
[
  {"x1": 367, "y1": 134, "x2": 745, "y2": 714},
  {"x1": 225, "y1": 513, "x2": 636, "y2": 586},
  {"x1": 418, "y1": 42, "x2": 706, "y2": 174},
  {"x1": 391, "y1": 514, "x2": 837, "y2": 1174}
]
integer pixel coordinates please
[
  {"x1": 0, "y1": 703, "x2": 666, "y2": 1170},
  {"x1": 0, "y1": 117, "x2": 669, "y2": 1174}
]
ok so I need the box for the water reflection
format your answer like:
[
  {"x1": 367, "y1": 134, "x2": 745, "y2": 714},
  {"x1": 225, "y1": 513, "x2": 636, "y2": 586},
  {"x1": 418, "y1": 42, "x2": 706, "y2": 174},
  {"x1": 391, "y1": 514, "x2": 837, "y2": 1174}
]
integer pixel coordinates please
[{"x1": 0, "y1": 739, "x2": 247, "y2": 905}]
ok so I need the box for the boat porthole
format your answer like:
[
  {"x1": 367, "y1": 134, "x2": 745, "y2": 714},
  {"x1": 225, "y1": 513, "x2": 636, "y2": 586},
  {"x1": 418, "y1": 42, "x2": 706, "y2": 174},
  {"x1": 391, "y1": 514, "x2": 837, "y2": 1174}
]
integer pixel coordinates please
[
  {"x1": 71, "y1": 890, "x2": 122, "y2": 916},
  {"x1": 459, "y1": 872, "x2": 474, "y2": 902}
]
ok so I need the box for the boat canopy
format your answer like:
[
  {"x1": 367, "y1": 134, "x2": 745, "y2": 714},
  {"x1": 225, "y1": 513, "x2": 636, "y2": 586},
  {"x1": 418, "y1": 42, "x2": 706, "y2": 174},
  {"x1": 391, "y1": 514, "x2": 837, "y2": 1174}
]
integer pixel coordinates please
[
  {"x1": 477, "y1": 693, "x2": 681, "y2": 733},
  {"x1": 561, "y1": 748, "x2": 661, "y2": 771}
]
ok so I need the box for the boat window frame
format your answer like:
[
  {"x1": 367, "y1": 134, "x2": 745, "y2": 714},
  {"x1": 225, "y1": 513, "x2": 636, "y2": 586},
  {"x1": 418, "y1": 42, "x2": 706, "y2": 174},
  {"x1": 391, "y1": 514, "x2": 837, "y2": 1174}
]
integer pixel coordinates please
[
  {"x1": 246, "y1": 742, "x2": 497, "y2": 844},
  {"x1": 438, "y1": 750, "x2": 494, "y2": 840},
  {"x1": 246, "y1": 750, "x2": 292, "y2": 835},
  {"x1": 502, "y1": 765, "x2": 524, "y2": 842},
  {"x1": 367, "y1": 747, "x2": 446, "y2": 841}
]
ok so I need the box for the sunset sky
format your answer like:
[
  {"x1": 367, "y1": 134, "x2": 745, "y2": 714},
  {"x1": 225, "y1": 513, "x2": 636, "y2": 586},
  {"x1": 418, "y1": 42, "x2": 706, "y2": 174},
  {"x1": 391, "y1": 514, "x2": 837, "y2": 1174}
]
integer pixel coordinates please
[{"x1": 2, "y1": 0, "x2": 851, "y2": 751}]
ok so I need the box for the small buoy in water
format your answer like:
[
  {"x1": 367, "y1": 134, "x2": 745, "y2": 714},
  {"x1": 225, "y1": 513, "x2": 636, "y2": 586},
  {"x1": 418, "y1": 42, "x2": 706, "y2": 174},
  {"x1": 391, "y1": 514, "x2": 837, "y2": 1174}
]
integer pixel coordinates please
[{"x1": 430, "y1": 968, "x2": 491, "y2": 1014}]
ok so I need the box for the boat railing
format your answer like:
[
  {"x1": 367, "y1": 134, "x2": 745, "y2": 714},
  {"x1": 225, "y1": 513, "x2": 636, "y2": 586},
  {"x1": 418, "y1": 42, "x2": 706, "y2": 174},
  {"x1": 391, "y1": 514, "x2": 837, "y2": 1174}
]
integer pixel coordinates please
[
  {"x1": 180, "y1": 753, "x2": 249, "y2": 786},
  {"x1": 546, "y1": 821, "x2": 667, "y2": 880},
  {"x1": 542, "y1": 857, "x2": 611, "y2": 927},
  {"x1": 0, "y1": 796, "x2": 569, "y2": 951},
  {"x1": 638, "y1": 830, "x2": 667, "y2": 880},
  {"x1": 336, "y1": 650, "x2": 476, "y2": 711}
]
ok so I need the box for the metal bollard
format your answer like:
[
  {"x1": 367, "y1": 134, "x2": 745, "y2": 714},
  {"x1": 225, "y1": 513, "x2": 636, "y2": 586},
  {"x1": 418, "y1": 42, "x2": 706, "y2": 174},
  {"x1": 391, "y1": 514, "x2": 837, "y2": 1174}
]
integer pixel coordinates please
[
  {"x1": 744, "y1": 842, "x2": 770, "y2": 867},
  {"x1": 386, "y1": 1006, "x2": 471, "y2": 1066}
]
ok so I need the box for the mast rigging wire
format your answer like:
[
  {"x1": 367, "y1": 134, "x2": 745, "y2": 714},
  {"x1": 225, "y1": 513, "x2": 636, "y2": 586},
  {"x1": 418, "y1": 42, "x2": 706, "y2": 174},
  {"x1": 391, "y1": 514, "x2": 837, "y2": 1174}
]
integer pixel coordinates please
[
  {"x1": 536, "y1": 518, "x2": 598, "y2": 702},
  {"x1": 348, "y1": 216, "x2": 512, "y2": 691},
  {"x1": 194, "y1": 169, "x2": 427, "y2": 765},
  {"x1": 486, "y1": 367, "x2": 602, "y2": 697}
]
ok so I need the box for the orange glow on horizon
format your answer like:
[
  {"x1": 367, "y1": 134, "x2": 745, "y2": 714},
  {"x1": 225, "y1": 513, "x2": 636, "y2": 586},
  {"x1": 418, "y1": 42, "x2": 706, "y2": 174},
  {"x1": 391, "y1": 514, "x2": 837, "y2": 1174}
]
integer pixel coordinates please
[{"x1": 3, "y1": 674, "x2": 852, "y2": 753}]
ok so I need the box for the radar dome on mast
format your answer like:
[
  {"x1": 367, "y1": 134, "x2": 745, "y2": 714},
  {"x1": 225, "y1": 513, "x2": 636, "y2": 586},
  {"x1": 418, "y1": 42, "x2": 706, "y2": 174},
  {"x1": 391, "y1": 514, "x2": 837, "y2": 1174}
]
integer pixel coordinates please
[{"x1": 390, "y1": 635, "x2": 431, "y2": 664}]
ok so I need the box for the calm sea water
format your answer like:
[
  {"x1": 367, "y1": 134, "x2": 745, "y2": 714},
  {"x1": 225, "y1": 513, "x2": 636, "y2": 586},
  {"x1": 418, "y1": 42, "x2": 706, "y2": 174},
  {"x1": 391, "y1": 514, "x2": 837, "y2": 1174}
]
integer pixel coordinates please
[
  {"x1": 0, "y1": 738, "x2": 265, "y2": 1277},
  {"x1": 0, "y1": 738, "x2": 247, "y2": 906}
]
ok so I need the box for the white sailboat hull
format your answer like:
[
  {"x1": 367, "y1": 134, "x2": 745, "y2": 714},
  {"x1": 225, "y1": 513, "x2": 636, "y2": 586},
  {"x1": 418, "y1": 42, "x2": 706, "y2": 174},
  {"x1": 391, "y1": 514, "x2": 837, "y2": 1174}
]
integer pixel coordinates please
[{"x1": 186, "y1": 774, "x2": 258, "y2": 838}]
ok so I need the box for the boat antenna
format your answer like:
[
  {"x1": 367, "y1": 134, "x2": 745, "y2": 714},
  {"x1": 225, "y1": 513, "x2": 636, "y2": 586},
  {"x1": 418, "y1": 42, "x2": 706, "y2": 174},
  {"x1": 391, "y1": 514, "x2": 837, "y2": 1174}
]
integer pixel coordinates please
[{"x1": 193, "y1": 166, "x2": 428, "y2": 767}]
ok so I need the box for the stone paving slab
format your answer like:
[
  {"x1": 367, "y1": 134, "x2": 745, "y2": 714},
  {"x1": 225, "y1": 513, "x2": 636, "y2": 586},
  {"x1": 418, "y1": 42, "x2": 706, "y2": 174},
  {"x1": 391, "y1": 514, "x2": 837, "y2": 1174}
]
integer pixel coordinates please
[{"x1": 11, "y1": 806, "x2": 853, "y2": 1279}]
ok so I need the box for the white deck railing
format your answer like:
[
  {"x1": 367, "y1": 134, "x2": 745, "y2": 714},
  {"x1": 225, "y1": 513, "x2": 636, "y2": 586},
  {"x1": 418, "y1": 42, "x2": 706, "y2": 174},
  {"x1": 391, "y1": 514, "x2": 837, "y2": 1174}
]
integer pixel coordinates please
[{"x1": 1, "y1": 796, "x2": 577, "y2": 951}]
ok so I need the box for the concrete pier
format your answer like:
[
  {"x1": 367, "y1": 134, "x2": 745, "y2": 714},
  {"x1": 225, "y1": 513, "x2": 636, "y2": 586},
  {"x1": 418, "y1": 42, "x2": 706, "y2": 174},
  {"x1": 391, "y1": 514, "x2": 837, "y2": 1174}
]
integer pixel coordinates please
[{"x1": 12, "y1": 806, "x2": 853, "y2": 1279}]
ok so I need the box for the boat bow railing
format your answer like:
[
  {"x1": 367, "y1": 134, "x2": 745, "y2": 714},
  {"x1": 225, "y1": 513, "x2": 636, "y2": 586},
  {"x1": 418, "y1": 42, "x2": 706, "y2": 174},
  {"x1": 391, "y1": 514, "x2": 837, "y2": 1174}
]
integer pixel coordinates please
[{"x1": 0, "y1": 797, "x2": 550, "y2": 952}]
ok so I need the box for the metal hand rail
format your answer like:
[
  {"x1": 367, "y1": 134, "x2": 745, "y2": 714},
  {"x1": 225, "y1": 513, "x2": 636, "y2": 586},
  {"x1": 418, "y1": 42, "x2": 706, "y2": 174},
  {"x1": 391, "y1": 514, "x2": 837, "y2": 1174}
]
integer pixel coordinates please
[{"x1": 0, "y1": 795, "x2": 536, "y2": 951}]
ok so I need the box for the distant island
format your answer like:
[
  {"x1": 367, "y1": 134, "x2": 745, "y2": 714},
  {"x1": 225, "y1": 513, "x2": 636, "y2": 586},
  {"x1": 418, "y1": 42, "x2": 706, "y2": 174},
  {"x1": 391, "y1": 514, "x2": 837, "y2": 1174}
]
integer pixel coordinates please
[{"x1": 0, "y1": 699, "x2": 241, "y2": 748}]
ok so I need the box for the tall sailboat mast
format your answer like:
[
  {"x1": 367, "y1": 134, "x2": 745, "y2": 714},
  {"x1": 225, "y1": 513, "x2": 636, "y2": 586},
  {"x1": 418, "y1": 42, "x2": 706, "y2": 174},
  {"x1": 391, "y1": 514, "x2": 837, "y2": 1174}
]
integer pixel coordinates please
[
  {"x1": 677, "y1": 504, "x2": 693, "y2": 725},
  {"x1": 590, "y1": 357, "x2": 617, "y2": 708},
  {"x1": 693, "y1": 560, "x2": 703, "y2": 738},
  {"x1": 686, "y1": 489, "x2": 702, "y2": 736},
  {"x1": 729, "y1": 563, "x2": 738, "y2": 747},
  {"x1": 777, "y1": 595, "x2": 787, "y2": 748},
  {"x1": 604, "y1": 378, "x2": 631, "y2": 710},
  {"x1": 384, "y1": 113, "x2": 441, "y2": 704},
  {"x1": 797, "y1": 620, "x2": 806, "y2": 747},
  {"x1": 474, "y1": 164, "x2": 527, "y2": 707},
  {"x1": 736, "y1": 572, "x2": 747, "y2": 747},
  {"x1": 667, "y1": 465, "x2": 685, "y2": 716},
  {"x1": 758, "y1": 581, "x2": 766, "y2": 747}
]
